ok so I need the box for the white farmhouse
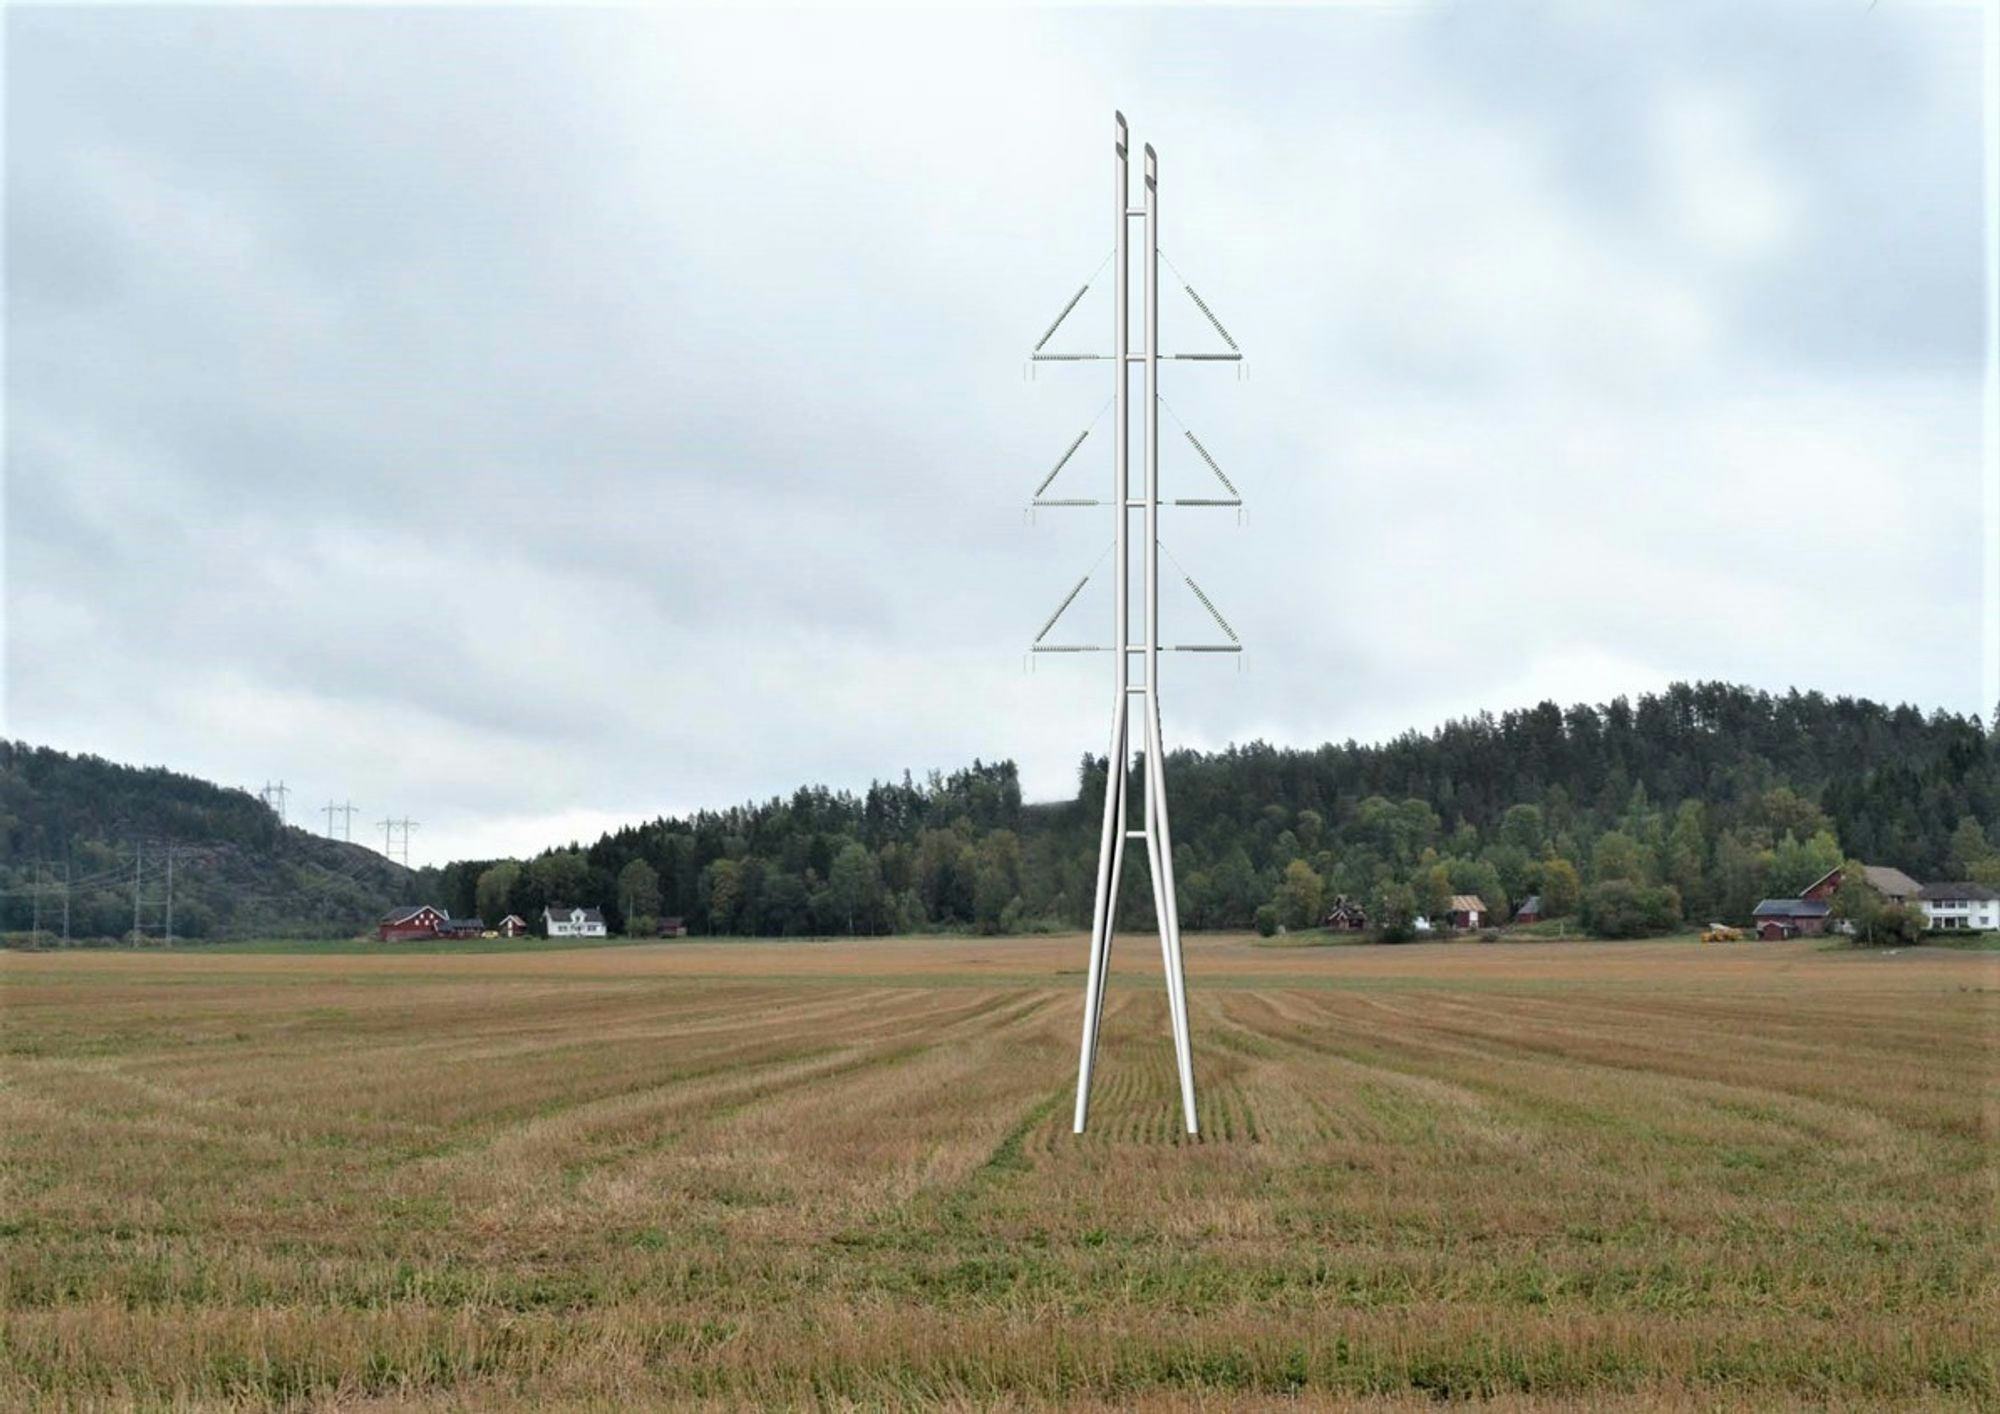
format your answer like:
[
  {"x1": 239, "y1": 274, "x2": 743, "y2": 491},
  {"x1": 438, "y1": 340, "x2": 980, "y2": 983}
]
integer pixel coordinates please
[
  {"x1": 1918, "y1": 882, "x2": 1999, "y2": 933},
  {"x1": 543, "y1": 904, "x2": 608, "y2": 939}
]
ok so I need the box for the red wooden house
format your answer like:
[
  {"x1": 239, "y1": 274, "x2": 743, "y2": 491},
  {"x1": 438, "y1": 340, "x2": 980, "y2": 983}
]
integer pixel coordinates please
[{"x1": 378, "y1": 905, "x2": 448, "y2": 941}]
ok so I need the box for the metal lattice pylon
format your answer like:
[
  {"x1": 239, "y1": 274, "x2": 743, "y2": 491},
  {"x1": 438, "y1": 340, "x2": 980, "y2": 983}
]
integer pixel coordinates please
[{"x1": 1026, "y1": 113, "x2": 1246, "y2": 1136}]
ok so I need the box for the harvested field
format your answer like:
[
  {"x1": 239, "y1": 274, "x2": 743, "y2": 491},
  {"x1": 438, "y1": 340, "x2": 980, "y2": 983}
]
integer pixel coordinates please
[{"x1": 2, "y1": 935, "x2": 1995, "y2": 1408}]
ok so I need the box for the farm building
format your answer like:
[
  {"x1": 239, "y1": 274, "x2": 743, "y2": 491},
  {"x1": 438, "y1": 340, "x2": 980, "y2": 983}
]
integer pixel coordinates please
[
  {"x1": 657, "y1": 916, "x2": 689, "y2": 938},
  {"x1": 439, "y1": 916, "x2": 484, "y2": 939},
  {"x1": 1513, "y1": 895, "x2": 1544, "y2": 925},
  {"x1": 1861, "y1": 865, "x2": 1924, "y2": 905},
  {"x1": 1320, "y1": 895, "x2": 1367, "y2": 931},
  {"x1": 1751, "y1": 897, "x2": 1830, "y2": 939},
  {"x1": 1444, "y1": 894, "x2": 1487, "y2": 930},
  {"x1": 377, "y1": 905, "x2": 448, "y2": 942},
  {"x1": 544, "y1": 904, "x2": 607, "y2": 939},
  {"x1": 498, "y1": 914, "x2": 527, "y2": 937},
  {"x1": 1800, "y1": 864, "x2": 1920, "y2": 908},
  {"x1": 1918, "y1": 882, "x2": 2000, "y2": 932},
  {"x1": 1802, "y1": 864, "x2": 1924, "y2": 906}
]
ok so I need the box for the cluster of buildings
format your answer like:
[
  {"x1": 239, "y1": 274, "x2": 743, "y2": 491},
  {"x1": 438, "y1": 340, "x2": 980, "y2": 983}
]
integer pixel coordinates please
[
  {"x1": 1320, "y1": 894, "x2": 1489, "y2": 933},
  {"x1": 1750, "y1": 865, "x2": 1999, "y2": 940},
  {"x1": 375, "y1": 903, "x2": 606, "y2": 942}
]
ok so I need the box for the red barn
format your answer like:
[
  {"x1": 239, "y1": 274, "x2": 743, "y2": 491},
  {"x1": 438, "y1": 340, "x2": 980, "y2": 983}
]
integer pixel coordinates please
[
  {"x1": 1750, "y1": 897, "x2": 1829, "y2": 937},
  {"x1": 377, "y1": 905, "x2": 447, "y2": 941}
]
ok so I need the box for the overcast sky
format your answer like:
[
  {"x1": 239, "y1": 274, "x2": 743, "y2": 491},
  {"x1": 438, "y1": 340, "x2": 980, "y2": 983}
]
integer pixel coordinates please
[{"x1": 5, "y1": 4, "x2": 1993, "y2": 865}]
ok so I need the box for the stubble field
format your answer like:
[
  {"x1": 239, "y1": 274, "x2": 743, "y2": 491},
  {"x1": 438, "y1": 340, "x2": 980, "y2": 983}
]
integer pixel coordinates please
[{"x1": 2, "y1": 934, "x2": 1995, "y2": 1409}]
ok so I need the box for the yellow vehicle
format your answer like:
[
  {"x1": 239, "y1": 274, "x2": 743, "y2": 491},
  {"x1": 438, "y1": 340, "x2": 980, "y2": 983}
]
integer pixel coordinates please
[{"x1": 1701, "y1": 924, "x2": 1744, "y2": 943}]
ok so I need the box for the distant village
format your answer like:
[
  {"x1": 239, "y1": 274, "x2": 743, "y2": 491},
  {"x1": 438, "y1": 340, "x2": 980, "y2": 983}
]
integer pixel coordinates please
[
  {"x1": 379, "y1": 863, "x2": 1998, "y2": 943},
  {"x1": 376, "y1": 903, "x2": 688, "y2": 942}
]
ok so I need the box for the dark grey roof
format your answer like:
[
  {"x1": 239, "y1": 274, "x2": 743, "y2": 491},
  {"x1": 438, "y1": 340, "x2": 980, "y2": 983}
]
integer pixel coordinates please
[
  {"x1": 1918, "y1": 881, "x2": 2000, "y2": 901},
  {"x1": 1752, "y1": 897, "x2": 1830, "y2": 918},
  {"x1": 544, "y1": 904, "x2": 605, "y2": 922},
  {"x1": 379, "y1": 904, "x2": 440, "y2": 924}
]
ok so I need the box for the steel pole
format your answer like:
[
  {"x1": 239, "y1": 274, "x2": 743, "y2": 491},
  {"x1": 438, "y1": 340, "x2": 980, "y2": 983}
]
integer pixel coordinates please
[
  {"x1": 1075, "y1": 112, "x2": 1133, "y2": 1132},
  {"x1": 1145, "y1": 143, "x2": 1198, "y2": 1134}
]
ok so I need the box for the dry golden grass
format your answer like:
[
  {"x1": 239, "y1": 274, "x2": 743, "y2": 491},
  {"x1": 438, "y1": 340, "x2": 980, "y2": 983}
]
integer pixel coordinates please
[{"x1": 2, "y1": 934, "x2": 1995, "y2": 1409}]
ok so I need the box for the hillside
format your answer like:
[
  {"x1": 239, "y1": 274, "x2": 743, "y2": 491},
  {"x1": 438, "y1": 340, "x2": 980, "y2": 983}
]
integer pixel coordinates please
[
  {"x1": 448, "y1": 682, "x2": 2000, "y2": 938},
  {"x1": 1, "y1": 742, "x2": 416, "y2": 940},
  {"x1": 11, "y1": 683, "x2": 1998, "y2": 944}
]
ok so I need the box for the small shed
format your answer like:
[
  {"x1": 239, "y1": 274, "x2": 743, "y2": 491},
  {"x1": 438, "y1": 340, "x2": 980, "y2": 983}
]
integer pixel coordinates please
[
  {"x1": 1444, "y1": 895, "x2": 1487, "y2": 930},
  {"x1": 1513, "y1": 895, "x2": 1544, "y2": 925},
  {"x1": 657, "y1": 916, "x2": 689, "y2": 938},
  {"x1": 1320, "y1": 895, "x2": 1367, "y2": 931},
  {"x1": 498, "y1": 914, "x2": 527, "y2": 937}
]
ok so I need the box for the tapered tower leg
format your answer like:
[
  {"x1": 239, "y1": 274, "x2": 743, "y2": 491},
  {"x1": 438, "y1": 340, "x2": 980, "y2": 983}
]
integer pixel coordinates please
[
  {"x1": 1148, "y1": 703, "x2": 1198, "y2": 1134},
  {"x1": 1075, "y1": 705, "x2": 1127, "y2": 1132}
]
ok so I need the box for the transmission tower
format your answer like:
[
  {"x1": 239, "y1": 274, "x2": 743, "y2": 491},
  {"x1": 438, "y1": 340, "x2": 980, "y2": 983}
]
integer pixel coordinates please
[
  {"x1": 323, "y1": 799, "x2": 359, "y2": 841},
  {"x1": 377, "y1": 816, "x2": 418, "y2": 867},
  {"x1": 126, "y1": 841, "x2": 178, "y2": 945},
  {"x1": 260, "y1": 780, "x2": 290, "y2": 826},
  {"x1": 1026, "y1": 113, "x2": 1246, "y2": 1136}
]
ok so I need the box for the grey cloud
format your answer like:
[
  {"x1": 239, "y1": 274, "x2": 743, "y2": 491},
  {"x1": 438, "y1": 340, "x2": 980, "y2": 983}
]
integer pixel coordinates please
[{"x1": 5, "y1": 5, "x2": 1987, "y2": 862}]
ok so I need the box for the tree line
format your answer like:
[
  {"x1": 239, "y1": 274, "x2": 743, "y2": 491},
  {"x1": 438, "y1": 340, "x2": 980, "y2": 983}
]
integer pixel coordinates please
[{"x1": 433, "y1": 683, "x2": 2000, "y2": 941}]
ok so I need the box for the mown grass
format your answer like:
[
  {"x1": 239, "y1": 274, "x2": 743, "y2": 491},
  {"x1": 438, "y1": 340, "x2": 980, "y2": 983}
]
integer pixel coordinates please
[{"x1": 2, "y1": 935, "x2": 1994, "y2": 1409}]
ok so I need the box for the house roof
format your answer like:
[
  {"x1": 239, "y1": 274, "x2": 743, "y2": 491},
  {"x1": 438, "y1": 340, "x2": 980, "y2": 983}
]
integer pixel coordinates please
[
  {"x1": 544, "y1": 904, "x2": 605, "y2": 923},
  {"x1": 1862, "y1": 865, "x2": 1923, "y2": 896},
  {"x1": 1448, "y1": 894, "x2": 1486, "y2": 913},
  {"x1": 499, "y1": 914, "x2": 526, "y2": 925},
  {"x1": 1752, "y1": 897, "x2": 1830, "y2": 918},
  {"x1": 379, "y1": 904, "x2": 440, "y2": 925},
  {"x1": 1918, "y1": 881, "x2": 2000, "y2": 901},
  {"x1": 1516, "y1": 895, "x2": 1543, "y2": 913}
]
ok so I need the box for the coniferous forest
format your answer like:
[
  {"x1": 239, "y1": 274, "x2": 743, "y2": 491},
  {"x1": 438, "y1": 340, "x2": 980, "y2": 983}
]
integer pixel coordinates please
[
  {"x1": 6, "y1": 683, "x2": 1998, "y2": 942},
  {"x1": 436, "y1": 682, "x2": 2000, "y2": 941}
]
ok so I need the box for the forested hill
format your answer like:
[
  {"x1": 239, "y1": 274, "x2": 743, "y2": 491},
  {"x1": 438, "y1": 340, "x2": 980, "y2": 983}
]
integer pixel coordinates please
[
  {"x1": 446, "y1": 682, "x2": 2000, "y2": 939},
  {"x1": 0, "y1": 742, "x2": 414, "y2": 940}
]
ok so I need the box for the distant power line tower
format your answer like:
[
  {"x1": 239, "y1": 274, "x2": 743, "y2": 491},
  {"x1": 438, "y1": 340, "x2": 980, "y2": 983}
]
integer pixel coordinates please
[
  {"x1": 259, "y1": 780, "x2": 290, "y2": 826},
  {"x1": 1026, "y1": 113, "x2": 1246, "y2": 1137},
  {"x1": 127, "y1": 841, "x2": 178, "y2": 946},
  {"x1": 377, "y1": 816, "x2": 418, "y2": 867},
  {"x1": 322, "y1": 799, "x2": 359, "y2": 841}
]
